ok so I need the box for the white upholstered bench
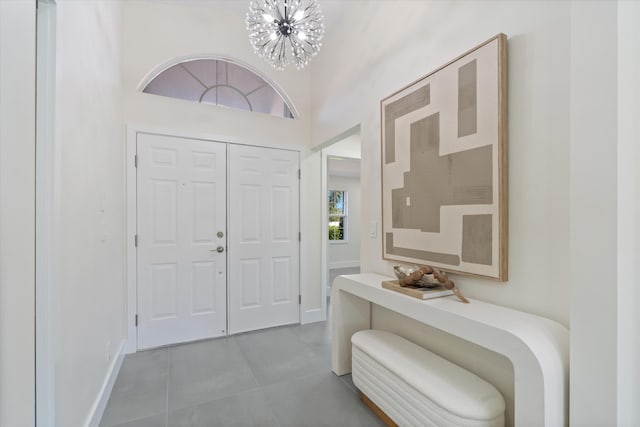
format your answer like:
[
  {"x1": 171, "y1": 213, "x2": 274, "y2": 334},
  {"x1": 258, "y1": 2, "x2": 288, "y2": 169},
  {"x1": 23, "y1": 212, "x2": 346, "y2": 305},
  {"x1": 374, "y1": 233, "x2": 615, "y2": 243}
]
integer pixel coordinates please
[{"x1": 352, "y1": 329, "x2": 505, "y2": 427}]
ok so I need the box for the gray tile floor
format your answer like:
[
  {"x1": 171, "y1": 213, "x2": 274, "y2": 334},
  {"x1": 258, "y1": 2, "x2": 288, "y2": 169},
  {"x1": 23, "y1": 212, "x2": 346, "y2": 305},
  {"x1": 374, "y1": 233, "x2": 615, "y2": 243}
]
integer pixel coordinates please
[{"x1": 100, "y1": 319, "x2": 384, "y2": 427}]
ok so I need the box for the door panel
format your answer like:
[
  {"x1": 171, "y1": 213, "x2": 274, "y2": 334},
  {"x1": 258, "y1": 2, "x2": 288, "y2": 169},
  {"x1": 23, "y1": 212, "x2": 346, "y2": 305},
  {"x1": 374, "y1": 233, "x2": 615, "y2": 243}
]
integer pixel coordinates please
[
  {"x1": 229, "y1": 145, "x2": 300, "y2": 334},
  {"x1": 191, "y1": 260, "x2": 217, "y2": 313},
  {"x1": 240, "y1": 259, "x2": 261, "y2": 308},
  {"x1": 150, "y1": 263, "x2": 177, "y2": 318},
  {"x1": 272, "y1": 257, "x2": 291, "y2": 303},
  {"x1": 151, "y1": 180, "x2": 177, "y2": 244},
  {"x1": 137, "y1": 133, "x2": 227, "y2": 349},
  {"x1": 240, "y1": 185, "x2": 261, "y2": 241}
]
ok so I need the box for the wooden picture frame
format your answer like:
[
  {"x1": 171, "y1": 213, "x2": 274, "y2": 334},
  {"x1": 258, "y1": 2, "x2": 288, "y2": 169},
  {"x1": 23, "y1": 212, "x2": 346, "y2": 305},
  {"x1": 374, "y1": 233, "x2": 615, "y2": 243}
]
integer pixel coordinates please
[{"x1": 381, "y1": 34, "x2": 508, "y2": 281}]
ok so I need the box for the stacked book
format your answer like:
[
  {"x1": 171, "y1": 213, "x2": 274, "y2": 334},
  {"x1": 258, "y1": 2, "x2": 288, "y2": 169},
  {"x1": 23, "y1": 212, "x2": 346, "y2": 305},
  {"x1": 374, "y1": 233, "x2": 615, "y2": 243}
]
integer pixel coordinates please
[{"x1": 381, "y1": 280, "x2": 454, "y2": 300}]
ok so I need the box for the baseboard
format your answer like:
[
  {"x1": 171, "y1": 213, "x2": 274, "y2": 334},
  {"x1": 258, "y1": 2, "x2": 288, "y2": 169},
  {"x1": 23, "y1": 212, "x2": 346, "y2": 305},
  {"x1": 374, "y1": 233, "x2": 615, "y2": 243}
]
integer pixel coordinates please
[
  {"x1": 329, "y1": 261, "x2": 360, "y2": 269},
  {"x1": 301, "y1": 308, "x2": 324, "y2": 324},
  {"x1": 85, "y1": 339, "x2": 126, "y2": 427},
  {"x1": 124, "y1": 333, "x2": 137, "y2": 355}
]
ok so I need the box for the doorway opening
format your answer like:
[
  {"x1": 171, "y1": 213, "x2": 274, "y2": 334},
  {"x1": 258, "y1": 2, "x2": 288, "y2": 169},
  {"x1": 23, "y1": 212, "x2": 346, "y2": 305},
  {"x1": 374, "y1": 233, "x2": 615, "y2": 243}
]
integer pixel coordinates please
[{"x1": 320, "y1": 127, "x2": 362, "y2": 317}]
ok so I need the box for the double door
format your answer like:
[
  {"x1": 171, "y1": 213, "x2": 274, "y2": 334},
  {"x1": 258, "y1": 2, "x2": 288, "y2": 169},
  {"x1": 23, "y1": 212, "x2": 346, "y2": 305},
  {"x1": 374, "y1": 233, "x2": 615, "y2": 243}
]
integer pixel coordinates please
[{"x1": 136, "y1": 133, "x2": 299, "y2": 349}]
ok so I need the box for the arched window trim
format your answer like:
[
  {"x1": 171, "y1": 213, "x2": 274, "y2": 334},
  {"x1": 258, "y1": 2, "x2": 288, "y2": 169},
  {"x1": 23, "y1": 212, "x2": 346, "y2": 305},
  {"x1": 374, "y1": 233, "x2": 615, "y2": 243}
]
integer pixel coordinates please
[
  {"x1": 199, "y1": 85, "x2": 252, "y2": 111},
  {"x1": 137, "y1": 54, "x2": 300, "y2": 119}
]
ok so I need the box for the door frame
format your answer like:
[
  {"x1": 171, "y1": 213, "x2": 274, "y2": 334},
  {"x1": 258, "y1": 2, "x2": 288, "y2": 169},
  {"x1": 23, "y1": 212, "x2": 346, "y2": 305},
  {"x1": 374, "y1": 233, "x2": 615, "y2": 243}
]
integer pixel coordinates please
[
  {"x1": 319, "y1": 125, "x2": 361, "y2": 321},
  {"x1": 35, "y1": 1, "x2": 58, "y2": 424},
  {"x1": 125, "y1": 125, "x2": 304, "y2": 353}
]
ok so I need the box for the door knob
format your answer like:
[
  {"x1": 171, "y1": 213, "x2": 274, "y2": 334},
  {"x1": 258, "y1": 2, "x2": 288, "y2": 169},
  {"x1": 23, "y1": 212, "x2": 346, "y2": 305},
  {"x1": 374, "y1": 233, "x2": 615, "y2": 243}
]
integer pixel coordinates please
[{"x1": 216, "y1": 246, "x2": 224, "y2": 253}]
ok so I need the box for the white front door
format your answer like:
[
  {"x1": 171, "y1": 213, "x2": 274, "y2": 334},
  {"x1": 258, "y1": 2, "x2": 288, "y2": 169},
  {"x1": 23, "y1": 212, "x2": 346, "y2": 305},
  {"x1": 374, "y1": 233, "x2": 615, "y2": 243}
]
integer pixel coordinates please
[
  {"x1": 228, "y1": 145, "x2": 300, "y2": 334},
  {"x1": 137, "y1": 133, "x2": 227, "y2": 349}
]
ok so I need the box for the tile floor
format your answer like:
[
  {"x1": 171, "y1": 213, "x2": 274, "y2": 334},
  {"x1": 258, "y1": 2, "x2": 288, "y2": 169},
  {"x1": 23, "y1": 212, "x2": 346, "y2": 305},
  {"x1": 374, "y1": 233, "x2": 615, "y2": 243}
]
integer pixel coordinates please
[{"x1": 100, "y1": 319, "x2": 384, "y2": 427}]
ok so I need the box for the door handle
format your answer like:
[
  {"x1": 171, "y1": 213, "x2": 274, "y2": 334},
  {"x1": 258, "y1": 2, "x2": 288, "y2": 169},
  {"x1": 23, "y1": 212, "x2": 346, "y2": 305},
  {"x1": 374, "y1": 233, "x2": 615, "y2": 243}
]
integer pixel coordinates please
[{"x1": 212, "y1": 246, "x2": 224, "y2": 253}]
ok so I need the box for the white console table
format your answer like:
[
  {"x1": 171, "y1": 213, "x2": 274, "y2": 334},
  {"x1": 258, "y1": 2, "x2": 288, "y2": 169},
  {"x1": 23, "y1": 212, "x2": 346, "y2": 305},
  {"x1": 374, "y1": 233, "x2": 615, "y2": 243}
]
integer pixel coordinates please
[{"x1": 331, "y1": 273, "x2": 569, "y2": 427}]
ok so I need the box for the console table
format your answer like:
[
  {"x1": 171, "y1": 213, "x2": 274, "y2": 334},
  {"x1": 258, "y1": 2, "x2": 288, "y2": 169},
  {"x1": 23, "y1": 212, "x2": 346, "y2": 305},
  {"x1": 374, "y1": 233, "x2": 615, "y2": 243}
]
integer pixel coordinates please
[{"x1": 331, "y1": 273, "x2": 569, "y2": 426}]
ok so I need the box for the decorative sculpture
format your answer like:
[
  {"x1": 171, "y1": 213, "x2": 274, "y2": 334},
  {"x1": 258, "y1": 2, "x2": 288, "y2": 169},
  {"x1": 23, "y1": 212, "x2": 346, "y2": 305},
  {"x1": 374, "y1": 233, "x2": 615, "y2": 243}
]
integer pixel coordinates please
[{"x1": 394, "y1": 265, "x2": 469, "y2": 304}]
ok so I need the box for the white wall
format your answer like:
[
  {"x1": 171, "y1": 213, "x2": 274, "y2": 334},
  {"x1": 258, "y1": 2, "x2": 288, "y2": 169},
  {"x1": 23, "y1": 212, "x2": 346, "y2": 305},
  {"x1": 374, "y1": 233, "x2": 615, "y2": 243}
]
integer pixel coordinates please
[
  {"x1": 311, "y1": 0, "x2": 572, "y2": 326},
  {"x1": 322, "y1": 132, "x2": 362, "y2": 158},
  {"x1": 617, "y1": 1, "x2": 640, "y2": 424},
  {"x1": 328, "y1": 174, "x2": 361, "y2": 269},
  {"x1": 121, "y1": 1, "x2": 325, "y2": 317},
  {"x1": 569, "y1": 1, "x2": 619, "y2": 424},
  {"x1": 122, "y1": 0, "x2": 311, "y2": 148},
  {"x1": 53, "y1": 2, "x2": 126, "y2": 426},
  {"x1": 0, "y1": 1, "x2": 36, "y2": 426},
  {"x1": 310, "y1": 1, "x2": 625, "y2": 425}
]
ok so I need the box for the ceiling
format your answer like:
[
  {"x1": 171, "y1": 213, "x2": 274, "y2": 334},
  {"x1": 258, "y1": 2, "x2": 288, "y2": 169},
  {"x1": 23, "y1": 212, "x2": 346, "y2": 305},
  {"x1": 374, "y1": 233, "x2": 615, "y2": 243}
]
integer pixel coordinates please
[
  {"x1": 151, "y1": 0, "x2": 344, "y2": 30},
  {"x1": 328, "y1": 157, "x2": 361, "y2": 178}
]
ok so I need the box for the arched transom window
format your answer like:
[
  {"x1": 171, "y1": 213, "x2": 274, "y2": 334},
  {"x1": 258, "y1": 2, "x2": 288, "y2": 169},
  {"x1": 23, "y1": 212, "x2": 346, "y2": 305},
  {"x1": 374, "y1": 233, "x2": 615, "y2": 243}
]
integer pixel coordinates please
[{"x1": 143, "y1": 59, "x2": 294, "y2": 119}]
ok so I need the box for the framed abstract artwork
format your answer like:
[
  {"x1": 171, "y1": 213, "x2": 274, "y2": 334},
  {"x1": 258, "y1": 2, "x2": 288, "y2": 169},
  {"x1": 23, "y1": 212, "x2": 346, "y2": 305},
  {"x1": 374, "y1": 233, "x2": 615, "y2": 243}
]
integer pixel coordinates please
[{"x1": 381, "y1": 34, "x2": 508, "y2": 281}]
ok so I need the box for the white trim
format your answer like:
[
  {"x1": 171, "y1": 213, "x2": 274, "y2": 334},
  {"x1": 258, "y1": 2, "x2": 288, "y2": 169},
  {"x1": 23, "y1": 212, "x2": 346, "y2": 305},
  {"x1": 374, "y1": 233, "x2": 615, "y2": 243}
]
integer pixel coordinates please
[
  {"x1": 124, "y1": 127, "x2": 138, "y2": 354},
  {"x1": 85, "y1": 340, "x2": 126, "y2": 427},
  {"x1": 35, "y1": 1, "x2": 57, "y2": 425},
  {"x1": 301, "y1": 308, "x2": 323, "y2": 324},
  {"x1": 226, "y1": 139, "x2": 231, "y2": 340},
  {"x1": 328, "y1": 261, "x2": 360, "y2": 270},
  {"x1": 616, "y1": 2, "x2": 640, "y2": 424},
  {"x1": 320, "y1": 149, "x2": 329, "y2": 321},
  {"x1": 314, "y1": 124, "x2": 362, "y2": 151},
  {"x1": 125, "y1": 125, "x2": 304, "y2": 352},
  {"x1": 127, "y1": 123, "x2": 305, "y2": 153},
  {"x1": 296, "y1": 150, "x2": 303, "y2": 327},
  {"x1": 135, "y1": 53, "x2": 300, "y2": 119}
]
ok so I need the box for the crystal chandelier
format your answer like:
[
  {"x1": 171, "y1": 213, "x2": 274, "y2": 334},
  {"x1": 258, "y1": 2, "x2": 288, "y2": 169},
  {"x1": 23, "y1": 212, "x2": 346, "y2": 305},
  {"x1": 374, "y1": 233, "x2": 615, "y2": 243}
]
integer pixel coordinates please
[{"x1": 246, "y1": 0, "x2": 325, "y2": 71}]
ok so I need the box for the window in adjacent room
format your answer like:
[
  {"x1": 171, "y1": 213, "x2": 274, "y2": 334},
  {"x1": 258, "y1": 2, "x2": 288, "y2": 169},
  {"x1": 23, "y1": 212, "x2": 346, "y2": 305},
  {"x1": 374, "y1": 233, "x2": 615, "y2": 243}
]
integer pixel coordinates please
[{"x1": 328, "y1": 190, "x2": 347, "y2": 241}]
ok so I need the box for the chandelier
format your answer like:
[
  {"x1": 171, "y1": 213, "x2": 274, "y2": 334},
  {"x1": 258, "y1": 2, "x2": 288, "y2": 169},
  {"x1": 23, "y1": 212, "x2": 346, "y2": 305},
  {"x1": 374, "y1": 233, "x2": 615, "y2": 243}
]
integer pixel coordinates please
[{"x1": 246, "y1": 0, "x2": 325, "y2": 71}]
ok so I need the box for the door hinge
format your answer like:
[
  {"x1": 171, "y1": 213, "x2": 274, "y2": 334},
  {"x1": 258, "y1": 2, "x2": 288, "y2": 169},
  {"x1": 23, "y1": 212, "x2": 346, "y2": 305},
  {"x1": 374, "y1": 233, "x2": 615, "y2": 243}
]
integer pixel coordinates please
[
  {"x1": 135, "y1": 314, "x2": 138, "y2": 327},
  {"x1": 298, "y1": 169, "x2": 301, "y2": 179},
  {"x1": 299, "y1": 295, "x2": 301, "y2": 305},
  {"x1": 134, "y1": 154, "x2": 138, "y2": 168},
  {"x1": 298, "y1": 231, "x2": 301, "y2": 242},
  {"x1": 134, "y1": 234, "x2": 138, "y2": 247}
]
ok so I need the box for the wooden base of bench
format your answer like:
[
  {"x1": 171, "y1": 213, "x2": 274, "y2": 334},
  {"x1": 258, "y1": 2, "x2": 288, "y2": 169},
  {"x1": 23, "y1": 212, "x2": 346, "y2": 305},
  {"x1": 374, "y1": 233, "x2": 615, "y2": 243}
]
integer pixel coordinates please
[{"x1": 359, "y1": 391, "x2": 398, "y2": 427}]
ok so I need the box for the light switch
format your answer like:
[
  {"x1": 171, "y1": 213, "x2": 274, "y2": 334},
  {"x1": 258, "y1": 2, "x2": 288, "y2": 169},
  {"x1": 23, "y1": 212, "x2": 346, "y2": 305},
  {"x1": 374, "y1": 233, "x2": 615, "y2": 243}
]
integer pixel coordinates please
[{"x1": 369, "y1": 221, "x2": 378, "y2": 238}]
